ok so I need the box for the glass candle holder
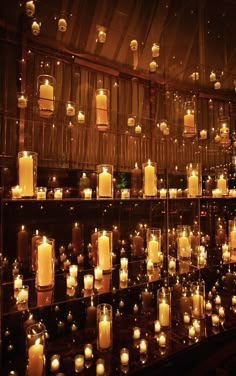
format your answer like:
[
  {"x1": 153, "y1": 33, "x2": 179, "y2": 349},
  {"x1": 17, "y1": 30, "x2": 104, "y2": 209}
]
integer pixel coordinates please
[
  {"x1": 142, "y1": 160, "x2": 157, "y2": 198},
  {"x1": 14, "y1": 274, "x2": 23, "y2": 290},
  {"x1": 121, "y1": 188, "x2": 130, "y2": 199},
  {"x1": 66, "y1": 101, "x2": 75, "y2": 117},
  {"x1": 74, "y1": 354, "x2": 84, "y2": 373},
  {"x1": 50, "y1": 354, "x2": 60, "y2": 373},
  {"x1": 96, "y1": 358, "x2": 105, "y2": 376},
  {"x1": 97, "y1": 230, "x2": 112, "y2": 273},
  {"x1": 18, "y1": 151, "x2": 38, "y2": 197},
  {"x1": 36, "y1": 237, "x2": 55, "y2": 291},
  {"x1": 177, "y1": 225, "x2": 191, "y2": 262},
  {"x1": 36, "y1": 187, "x2": 47, "y2": 200},
  {"x1": 219, "y1": 116, "x2": 230, "y2": 147},
  {"x1": 132, "y1": 231, "x2": 144, "y2": 258},
  {"x1": 211, "y1": 313, "x2": 220, "y2": 327},
  {"x1": 127, "y1": 114, "x2": 136, "y2": 127},
  {"x1": 183, "y1": 100, "x2": 196, "y2": 138},
  {"x1": 78, "y1": 109, "x2": 86, "y2": 124},
  {"x1": 133, "y1": 326, "x2": 141, "y2": 340},
  {"x1": 169, "y1": 188, "x2": 177, "y2": 199},
  {"x1": 131, "y1": 163, "x2": 142, "y2": 193},
  {"x1": 186, "y1": 163, "x2": 201, "y2": 197},
  {"x1": 84, "y1": 343, "x2": 93, "y2": 360},
  {"x1": 157, "y1": 287, "x2": 171, "y2": 328},
  {"x1": 120, "y1": 347, "x2": 129, "y2": 367},
  {"x1": 84, "y1": 274, "x2": 94, "y2": 290},
  {"x1": 216, "y1": 168, "x2": 228, "y2": 196},
  {"x1": 66, "y1": 274, "x2": 76, "y2": 289},
  {"x1": 26, "y1": 322, "x2": 46, "y2": 376},
  {"x1": 97, "y1": 164, "x2": 113, "y2": 199},
  {"x1": 37, "y1": 74, "x2": 55, "y2": 117},
  {"x1": 54, "y1": 188, "x2": 63, "y2": 199},
  {"x1": 11, "y1": 185, "x2": 23, "y2": 199},
  {"x1": 190, "y1": 281, "x2": 205, "y2": 319},
  {"x1": 168, "y1": 256, "x2": 176, "y2": 275},
  {"x1": 96, "y1": 88, "x2": 109, "y2": 130},
  {"x1": 16, "y1": 285, "x2": 29, "y2": 303},
  {"x1": 84, "y1": 188, "x2": 92, "y2": 199},
  {"x1": 139, "y1": 339, "x2": 148, "y2": 354},
  {"x1": 97, "y1": 303, "x2": 112, "y2": 351},
  {"x1": 120, "y1": 257, "x2": 128, "y2": 270},
  {"x1": 17, "y1": 92, "x2": 28, "y2": 109},
  {"x1": 119, "y1": 268, "x2": 128, "y2": 288},
  {"x1": 146, "y1": 228, "x2": 162, "y2": 266}
]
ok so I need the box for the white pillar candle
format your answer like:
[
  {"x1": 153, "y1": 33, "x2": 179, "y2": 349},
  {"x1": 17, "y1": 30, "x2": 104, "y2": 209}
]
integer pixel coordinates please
[
  {"x1": 159, "y1": 333, "x2": 166, "y2": 347},
  {"x1": 98, "y1": 168, "x2": 112, "y2": 197},
  {"x1": 39, "y1": 79, "x2": 54, "y2": 112},
  {"x1": 120, "y1": 257, "x2": 128, "y2": 270},
  {"x1": 66, "y1": 275, "x2": 76, "y2": 289},
  {"x1": 188, "y1": 171, "x2": 199, "y2": 196},
  {"x1": 192, "y1": 292, "x2": 204, "y2": 317},
  {"x1": 94, "y1": 266, "x2": 103, "y2": 280},
  {"x1": 28, "y1": 340, "x2": 44, "y2": 376},
  {"x1": 84, "y1": 274, "x2": 93, "y2": 290},
  {"x1": 144, "y1": 160, "x2": 155, "y2": 196},
  {"x1": 14, "y1": 274, "x2": 23, "y2": 290},
  {"x1": 159, "y1": 300, "x2": 170, "y2": 327},
  {"x1": 148, "y1": 239, "x2": 159, "y2": 263},
  {"x1": 184, "y1": 110, "x2": 194, "y2": 128},
  {"x1": 98, "y1": 232, "x2": 111, "y2": 271},
  {"x1": 188, "y1": 325, "x2": 196, "y2": 339},
  {"x1": 230, "y1": 228, "x2": 236, "y2": 248},
  {"x1": 119, "y1": 268, "x2": 128, "y2": 282},
  {"x1": 69, "y1": 265, "x2": 78, "y2": 278},
  {"x1": 19, "y1": 152, "x2": 34, "y2": 197},
  {"x1": 183, "y1": 312, "x2": 191, "y2": 324},
  {"x1": 96, "y1": 90, "x2": 108, "y2": 125},
  {"x1": 217, "y1": 175, "x2": 227, "y2": 195},
  {"x1": 37, "y1": 237, "x2": 53, "y2": 287},
  {"x1": 98, "y1": 317, "x2": 111, "y2": 349}
]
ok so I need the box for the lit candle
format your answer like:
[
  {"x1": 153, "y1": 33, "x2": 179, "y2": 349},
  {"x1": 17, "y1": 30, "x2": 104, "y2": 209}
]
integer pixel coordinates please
[
  {"x1": 50, "y1": 354, "x2": 60, "y2": 372},
  {"x1": 212, "y1": 314, "x2": 219, "y2": 327},
  {"x1": 39, "y1": 79, "x2": 54, "y2": 113},
  {"x1": 232, "y1": 295, "x2": 236, "y2": 305},
  {"x1": 94, "y1": 266, "x2": 103, "y2": 280},
  {"x1": 84, "y1": 274, "x2": 93, "y2": 290},
  {"x1": 36, "y1": 187, "x2": 46, "y2": 200},
  {"x1": 72, "y1": 222, "x2": 83, "y2": 254},
  {"x1": 74, "y1": 354, "x2": 84, "y2": 373},
  {"x1": 154, "y1": 320, "x2": 161, "y2": 333},
  {"x1": 230, "y1": 227, "x2": 236, "y2": 248},
  {"x1": 178, "y1": 232, "x2": 191, "y2": 258},
  {"x1": 19, "y1": 151, "x2": 34, "y2": 197},
  {"x1": 135, "y1": 124, "x2": 142, "y2": 134},
  {"x1": 169, "y1": 188, "x2": 177, "y2": 198},
  {"x1": 205, "y1": 301, "x2": 212, "y2": 311},
  {"x1": 200, "y1": 129, "x2": 207, "y2": 139},
  {"x1": 183, "y1": 312, "x2": 191, "y2": 324},
  {"x1": 188, "y1": 170, "x2": 199, "y2": 196},
  {"x1": 188, "y1": 325, "x2": 196, "y2": 339},
  {"x1": 84, "y1": 188, "x2": 92, "y2": 199},
  {"x1": 98, "y1": 167, "x2": 112, "y2": 197},
  {"x1": 96, "y1": 359, "x2": 105, "y2": 376},
  {"x1": 120, "y1": 348, "x2": 129, "y2": 366},
  {"x1": 11, "y1": 185, "x2": 23, "y2": 199},
  {"x1": 127, "y1": 116, "x2": 135, "y2": 126},
  {"x1": 84, "y1": 344, "x2": 93, "y2": 360},
  {"x1": 144, "y1": 160, "x2": 156, "y2": 196},
  {"x1": 66, "y1": 102, "x2": 75, "y2": 116},
  {"x1": 37, "y1": 237, "x2": 53, "y2": 287},
  {"x1": 219, "y1": 306, "x2": 225, "y2": 317},
  {"x1": 148, "y1": 237, "x2": 159, "y2": 263},
  {"x1": 54, "y1": 188, "x2": 63, "y2": 199},
  {"x1": 78, "y1": 111, "x2": 85, "y2": 124},
  {"x1": 159, "y1": 333, "x2": 166, "y2": 347},
  {"x1": 215, "y1": 295, "x2": 221, "y2": 305},
  {"x1": 17, "y1": 225, "x2": 29, "y2": 266},
  {"x1": 66, "y1": 275, "x2": 76, "y2": 289},
  {"x1": 96, "y1": 90, "x2": 108, "y2": 126},
  {"x1": 98, "y1": 316, "x2": 111, "y2": 349},
  {"x1": 18, "y1": 95, "x2": 27, "y2": 109},
  {"x1": 120, "y1": 257, "x2": 128, "y2": 270},
  {"x1": 139, "y1": 339, "x2": 147, "y2": 354},
  {"x1": 69, "y1": 264, "x2": 78, "y2": 278},
  {"x1": 17, "y1": 285, "x2": 29, "y2": 303},
  {"x1": 14, "y1": 274, "x2": 23, "y2": 290},
  {"x1": 159, "y1": 188, "x2": 167, "y2": 198},
  {"x1": 28, "y1": 339, "x2": 44, "y2": 376},
  {"x1": 98, "y1": 231, "x2": 111, "y2": 271},
  {"x1": 192, "y1": 291, "x2": 204, "y2": 317},
  {"x1": 184, "y1": 110, "x2": 194, "y2": 129},
  {"x1": 159, "y1": 299, "x2": 170, "y2": 327},
  {"x1": 133, "y1": 326, "x2": 141, "y2": 339}
]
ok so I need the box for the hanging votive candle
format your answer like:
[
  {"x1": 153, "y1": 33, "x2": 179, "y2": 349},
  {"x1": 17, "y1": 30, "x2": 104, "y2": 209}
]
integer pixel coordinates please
[
  {"x1": 17, "y1": 92, "x2": 28, "y2": 109},
  {"x1": 183, "y1": 101, "x2": 196, "y2": 138},
  {"x1": 177, "y1": 225, "x2": 191, "y2": 262},
  {"x1": 157, "y1": 287, "x2": 171, "y2": 328},
  {"x1": 146, "y1": 228, "x2": 162, "y2": 266},
  {"x1": 142, "y1": 160, "x2": 157, "y2": 198},
  {"x1": 97, "y1": 303, "x2": 112, "y2": 351},
  {"x1": 37, "y1": 74, "x2": 55, "y2": 117},
  {"x1": 66, "y1": 101, "x2": 75, "y2": 117},
  {"x1": 127, "y1": 114, "x2": 136, "y2": 127},
  {"x1": 96, "y1": 88, "x2": 109, "y2": 130},
  {"x1": 219, "y1": 116, "x2": 230, "y2": 147},
  {"x1": 97, "y1": 164, "x2": 113, "y2": 198},
  {"x1": 78, "y1": 109, "x2": 85, "y2": 124},
  {"x1": 152, "y1": 43, "x2": 160, "y2": 57},
  {"x1": 186, "y1": 163, "x2": 201, "y2": 197},
  {"x1": 97, "y1": 230, "x2": 112, "y2": 273},
  {"x1": 18, "y1": 151, "x2": 37, "y2": 197},
  {"x1": 36, "y1": 237, "x2": 55, "y2": 290},
  {"x1": 191, "y1": 281, "x2": 205, "y2": 319},
  {"x1": 216, "y1": 168, "x2": 228, "y2": 196},
  {"x1": 26, "y1": 322, "x2": 46, "y2": 376}
]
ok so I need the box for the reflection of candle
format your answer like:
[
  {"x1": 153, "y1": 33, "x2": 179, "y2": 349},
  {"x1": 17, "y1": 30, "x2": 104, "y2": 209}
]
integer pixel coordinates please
[
  {"x1": 139, "y1": 339, "x2": 147, "y2": 354},
  {"x1": 192, "y1": 291, "x2": 204, "y2": 317},
  {"x1": 18, "y1": 225, "x2": 29, "y2": 265},
  {"x1": 159, "y1": 300, "x2": 170, "y2": 327},
  {"x1": 159, "y1": 333, "x2": 166, "y2": 347},
  {"x1": 72, "y1": 222, "x2": 83, "y2": 254},
  {"x1": 188, "y1": 171, "x2": 199, "y2": 196},
  {"x1": 144, "y1": 160, "x2": 155, "y2": 196},
  {"x1": 28, "y1": 342, "x2": 44, "y2": 376},
  {"x1": 154, "y1": 320, "x2": 161, "y2": 333},
  {"x1": 98, "y1": 317, "x2": 111, "y2": 349},
  {"x1": 19, "y1": 152, "x2": 34, "y2": 197},
  {"x1": 96, "y1": 90, "x2": 108, "y2": 125},
  {"x1": 37, "y1": 237, "x2": 53, "y2": 287},
  {"x1": 133, "y1": 326, "x2": 140, "y2": 339}
]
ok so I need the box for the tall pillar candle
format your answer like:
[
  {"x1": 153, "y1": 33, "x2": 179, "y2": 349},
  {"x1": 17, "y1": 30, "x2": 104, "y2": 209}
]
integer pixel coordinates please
[
  {"x1": 97, "y1": 303, "x2": 112, "y2": 351},
  {"x1": 18, "y1": 151, "x2": 37, "y2": 197},
  {"x1": 97, "y1": 164, "x2": 113, "y2": 198},
  {"x1": 157, "y1": 287, "x2": 171, "y2": 328},
  {"x1": 96, "y1": 89, "x2": 109, "y2": 130},
  {"x1": 17, "y1": 225, "x2": 29, "y2": 269},
  {"x1": 97, "y1": 231, "x2": 112, "y2": 272},
  {"x1": 36, "y1": 237, "x2": 54, "y2": 290},
  {"x1": 72, "y1": 222, "x2": 83, "y2": 254},
  {"x1": 26, "y1": 322, "x2": 46, "y2": 376},
  {"x1": 37, "y1": 74, "x2": 55, "y2": 117},
  {"x1": 143, "y1": 160, "x2": 157, "y2": 197}
]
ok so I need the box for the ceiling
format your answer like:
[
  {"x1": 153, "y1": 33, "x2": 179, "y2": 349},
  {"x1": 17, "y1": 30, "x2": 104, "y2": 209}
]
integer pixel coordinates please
[{"x1": 2, "y1": 0, "x2": 236, "y2": 92}]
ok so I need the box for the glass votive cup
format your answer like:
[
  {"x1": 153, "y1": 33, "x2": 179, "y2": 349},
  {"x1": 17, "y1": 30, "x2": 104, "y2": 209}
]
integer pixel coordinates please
[
  {"x1": 50, "y1": 354, "x2": 60, "y2": 373},
  {"x1": 54, "y1": 188, "x2": 63, "y2": 199},
  {"x1": 127, "y1": 114, "x2": 136, "y2": 127},
  {"x1": 133, "y1": 326, "x2": 141, "y2": 340},
  {"x1": 212, "y1": 314, "x2": 220, "y2": 327},
  {"x1": 188, "y1": 325, "x2": 196, "y2": 340},
  {"x1": 159, "y1": 188, "x2": 167, "y2": 198},
  {"x1": 218, "y1": 306, "x2": 225, "y2": 318},
  {"x1": 84, "y1": 188, "x2": 92, "y2": 199},
  {"x1": 66, "y1": 275, "x2": 76, "y2": 289},
  {"x1": 69, "y1": 264, "x2": 78, "y2": 278},
  {"x1": 121, "y1": 189, "x2": 130, "y2": 199},
  {"x1": 84, "y1": 274, "x2": 94, "y2": 290},
  {"x1": 169, "y1": 188, "x2": 177, "y2": 198},
  {"x1": 94, "y1": 266, "x2": 103, "y2": 281},
  {"x1": 205, "y1": 300, "x2": 212, "y2": 312},
  {"x1": 14, "y1": 274, "x2": 23, "y2": 290},
  {"x1": 96, "y1": 358, "x2": 105, "y2": 376},
  {"x1": 139, "y1": 339, "x2": 148, "y2": 354},
  {"x1": 36, "y1": 187, "x2": 47, "y2": 200},
  {"x1": 168, "y1": 256, "x2": 176, "y2": 274},
  {"x1": 84, "y1": 343, "x2": 93, "y2": 360},
  {"x1": 17, "y1": 92, "x2": 28, "y2": 108},
  {"x1": 11, "y1": 185, "x2": 22, "y2": 199},
  {"x1": 120, "y1": 257, "x2": 128, "y2": 270},
  {"x1": 183, "y1": 311, "x2": 191, "y2": 325},
  {"x1": 17, "y1": 285, "x2": 29, "y2": 303},
  {"x1": 74, "y1": 354, "x2": 84, "y2": 373},
  {"x1": 215, "y1": 294, "x2": 221, "y2": 305},
  {"x1": 78, "y1": 109, "x2": 86, "y2": 124},
  {"x1": 119, "y1": 268, "x2": 128, "y2": 283},
  {"x1": 158, "y1": 332, "x2": 167, "y2": 348},
  {"x1": 66, "y1": 101, "x2": 76, "y2": 117},
  {"x1": 120, "y1": 348, "x2": 129, "y2": 366}
]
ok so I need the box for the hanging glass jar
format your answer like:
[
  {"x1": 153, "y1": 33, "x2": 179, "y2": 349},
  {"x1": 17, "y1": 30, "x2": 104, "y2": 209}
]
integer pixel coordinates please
[
  {"x1": 183, "y1": 100, "x2": 196, "y2": 138},
  {"x1": 96, "y1": 88, "x2": 109, "y2": 130},
  {"x1": 219, "y1": 116, "x2": 230, "y2": 147}
]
